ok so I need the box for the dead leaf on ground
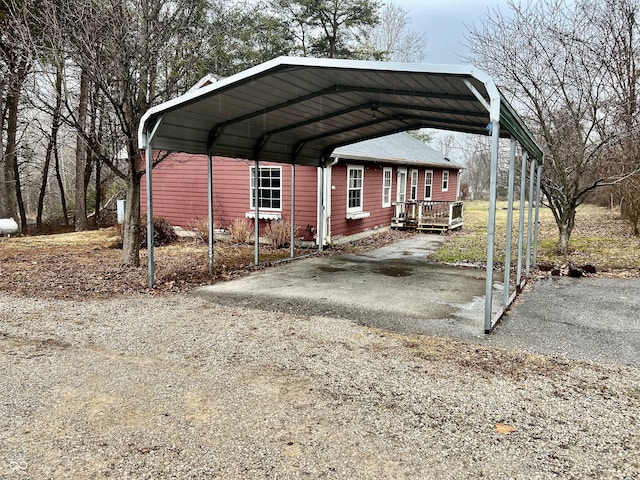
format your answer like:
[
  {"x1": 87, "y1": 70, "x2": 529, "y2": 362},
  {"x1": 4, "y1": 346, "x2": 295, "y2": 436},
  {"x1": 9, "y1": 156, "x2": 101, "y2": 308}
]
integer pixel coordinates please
[{"x1": 495, "y1": 424, "x2": 517, "y2": 435}]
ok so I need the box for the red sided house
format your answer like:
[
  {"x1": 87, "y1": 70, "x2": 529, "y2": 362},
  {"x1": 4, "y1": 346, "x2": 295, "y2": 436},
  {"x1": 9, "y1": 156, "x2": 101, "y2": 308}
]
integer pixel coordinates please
[{"x1": 141, "y1": 132, "x2": 463, "y2": 245}]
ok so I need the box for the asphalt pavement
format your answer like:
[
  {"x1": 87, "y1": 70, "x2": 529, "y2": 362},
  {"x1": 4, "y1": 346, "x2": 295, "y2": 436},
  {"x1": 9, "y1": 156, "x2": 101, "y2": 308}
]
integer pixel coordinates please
[
  {"x1": 487, "y1": 276, "x2": 640, "y2": 368},
  {"x1": 195, "y1": 234, "x2": 640, "y2": 368}
]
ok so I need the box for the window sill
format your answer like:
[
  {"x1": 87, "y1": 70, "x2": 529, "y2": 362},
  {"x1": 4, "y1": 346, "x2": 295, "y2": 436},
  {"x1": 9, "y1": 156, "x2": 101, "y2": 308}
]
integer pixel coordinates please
[
  {"x1": 245, "y1": 211, "x2": 282, "y2": 220},
  {"x1": 346, "y1": 211, "x2": 370, "y2": 220}
]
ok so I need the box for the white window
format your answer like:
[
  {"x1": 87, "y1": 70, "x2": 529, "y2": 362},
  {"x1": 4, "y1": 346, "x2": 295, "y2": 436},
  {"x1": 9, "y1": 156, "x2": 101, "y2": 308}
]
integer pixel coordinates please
[
  {"x1": 442, "y1": 170, "x2": 449, "y2": 192},
  {"x1": 382, "y1": 167, "x2": 392, "y2": 207},
  {"x1": 424, "y1": 170, "x2": 433, "y2": 200},
  {"x1": 250, "y1": 166, "x2": 281, "y2": 210},
  {"x1": 347, "y1": 165, "x2": 364, "y2": 213},
  {"x1": 396, "y1": 168, "x2": 407, "y2": 203},
  {"x1": 409, "y1": 169, "x2": 419, "y2": 201}
]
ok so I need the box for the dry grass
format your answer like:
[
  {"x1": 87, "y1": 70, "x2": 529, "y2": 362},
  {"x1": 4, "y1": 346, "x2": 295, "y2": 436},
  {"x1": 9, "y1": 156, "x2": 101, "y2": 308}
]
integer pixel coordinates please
[
  {"x1": 0, "y1": 226, "x2": 410, "y2": 300},
  {"x1": 433, "y1": 201, "x2": 640, "y2": 274}
]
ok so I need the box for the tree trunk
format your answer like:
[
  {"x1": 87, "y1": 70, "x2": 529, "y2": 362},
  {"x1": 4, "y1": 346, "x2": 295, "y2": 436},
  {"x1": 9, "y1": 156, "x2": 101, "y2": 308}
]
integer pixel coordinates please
[
  {"x1": 54, "y1": 142, "x2": 69, "y2": 226},
  {"x1": 557, "y1": 209, "x2": 576, "y2": 255},
  {"x1": 37, "y1": 65, "x2": 63, "y2": 232},
  {"x1": 14, "y1": 152, "x2": 27, "y2": 233},
  {"x1": 122, "y1": 171, "x2": 142, "y2": 267},
  {"x1": 75, "y1": 71, "x2": 89, "y2": 231},
  {"x1": 94, "y1": 154, "x2": 101, "y2": 228},
  {"x1": 0, "y1": 78, "x2": 6, "y2": 218},
  {"x1": 36, "y1": 141, "x2": 53, "y2": 233},
  {"x1": 4, "y1": 88, "x2": 20, "y2": 222}
]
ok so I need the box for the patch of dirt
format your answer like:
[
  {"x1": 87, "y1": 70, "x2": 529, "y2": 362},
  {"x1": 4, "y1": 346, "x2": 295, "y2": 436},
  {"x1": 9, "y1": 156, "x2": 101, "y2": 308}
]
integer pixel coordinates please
[{"x1": 0, "y1": 227, "x2": 412, "y2": 301}]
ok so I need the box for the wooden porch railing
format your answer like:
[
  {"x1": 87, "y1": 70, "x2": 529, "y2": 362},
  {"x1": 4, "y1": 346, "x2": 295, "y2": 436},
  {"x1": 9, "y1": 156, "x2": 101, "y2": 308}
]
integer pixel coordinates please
[{"x1": 392, "y1": 200, "x2": 464, "y2": 232}]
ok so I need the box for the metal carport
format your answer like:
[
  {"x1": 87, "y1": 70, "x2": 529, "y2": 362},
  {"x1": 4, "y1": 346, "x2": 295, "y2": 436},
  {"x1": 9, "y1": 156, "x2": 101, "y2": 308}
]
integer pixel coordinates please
[{"x1": 138, "y1": 56, "x2": 544, "y2": 333}]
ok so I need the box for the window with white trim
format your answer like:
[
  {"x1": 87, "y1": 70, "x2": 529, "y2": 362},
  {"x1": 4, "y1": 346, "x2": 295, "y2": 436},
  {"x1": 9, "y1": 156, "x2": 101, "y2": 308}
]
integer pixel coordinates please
[
  {"x1": 424, "y1": 170, "x2": 433, "y2": 200},
  {"x1": 409, "y1": 169, "x2": 418, "y2": 200},
  {"x1": 347, "y1": 165, "x2": 364, "y2": 213},
  {"x1": 442, "y1": 170, "x2": 449, "y2": 192},
  {"x1": 250, "y1": 166, "x2": 281, "y2": 210},
  {"x1": 382, "y1": 167, "x2": 392, "y2": 207}
]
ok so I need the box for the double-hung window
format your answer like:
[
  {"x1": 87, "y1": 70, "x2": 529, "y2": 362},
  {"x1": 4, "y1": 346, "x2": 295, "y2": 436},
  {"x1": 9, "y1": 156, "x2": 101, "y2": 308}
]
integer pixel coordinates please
[
  {"x1": 347, "y1": 165, "x2": 364, "y2": 213},
  {"x1": 442, "y1": 170, "x2": 449, "y2": 192},
  {"x1": 424, "y1": 170, "x2": 433, "y2": 200},
  {"x1": 250, "y1": 166, "x2": 281, "y2": 210},
  {"x1": 382, "y1": 167, "x2": 392, "y2": 207}
]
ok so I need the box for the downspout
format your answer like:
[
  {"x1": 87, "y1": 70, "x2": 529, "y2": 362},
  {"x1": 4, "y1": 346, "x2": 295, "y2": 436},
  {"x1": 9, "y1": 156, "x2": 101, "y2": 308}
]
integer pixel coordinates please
[{"x1": 320, "y1": 156, "x2": 339, "y2": 248}]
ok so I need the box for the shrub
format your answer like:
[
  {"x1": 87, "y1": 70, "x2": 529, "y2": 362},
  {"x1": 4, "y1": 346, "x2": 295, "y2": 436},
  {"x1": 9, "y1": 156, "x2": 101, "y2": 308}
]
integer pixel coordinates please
[
  {"x1": 187, "y1": 217, "x2": 220, "y2": 244},
  {"x1": 139, "y1": 215, "x2": 177, "y2": 248},
  {"x1": 265, "y1": 219, "x2": 298, "y2": 248},
  {"x1": 228, "y1": 218, "x2": 254, "y2": 244}
]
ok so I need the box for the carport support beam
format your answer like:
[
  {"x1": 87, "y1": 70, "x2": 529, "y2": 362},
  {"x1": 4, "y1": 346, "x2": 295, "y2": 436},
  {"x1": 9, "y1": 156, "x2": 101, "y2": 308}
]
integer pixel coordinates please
[
  {"x1": 146, "y1": 142, "x2": 155, "y2": 288},
  {"x1": 533, "y1": 163, "x2": 543, "y2": 267},
  {"x1": 503, "y1": 138, "x2": 517, "y2": 308},
  {"x1": 291, "y1": 164, "x2": 295, "y2": 258},
  {"x1": 484, "y1": 120, "x2": 500, "y2": 334},
  {"x1": 318, "y1": 165, "x2": 325, "y2": 252},
  {"x1": 207, "y1": 154, "x2": 214, "y2": 273},
  {"x1": 526, "y1": 158, "x2": 535, "y2": 276},
  {"x1": 255, "y1": 160, "x2": 260, "y2": 265},
  {"x1": 516, "y1": 152, "x2": 528, "y2": 288}
]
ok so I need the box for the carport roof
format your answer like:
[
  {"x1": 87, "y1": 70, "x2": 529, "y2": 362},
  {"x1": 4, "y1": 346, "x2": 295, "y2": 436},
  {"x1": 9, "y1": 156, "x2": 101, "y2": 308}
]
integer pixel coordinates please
[{"x1": 138, "y1": 56, "x2": 543, "y2": 167}]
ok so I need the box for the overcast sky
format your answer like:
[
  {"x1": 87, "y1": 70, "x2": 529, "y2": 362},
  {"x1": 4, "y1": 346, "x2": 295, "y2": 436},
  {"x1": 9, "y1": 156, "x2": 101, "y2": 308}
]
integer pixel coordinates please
[{"x1": 393, "y1": 0, "x2": 513, "y2": 64}]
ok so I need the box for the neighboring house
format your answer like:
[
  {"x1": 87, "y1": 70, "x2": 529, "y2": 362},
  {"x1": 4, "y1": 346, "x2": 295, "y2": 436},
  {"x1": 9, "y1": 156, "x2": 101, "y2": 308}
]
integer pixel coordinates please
[{"x1": 140, "y1": 132, "x2": 463, "y2": 245}]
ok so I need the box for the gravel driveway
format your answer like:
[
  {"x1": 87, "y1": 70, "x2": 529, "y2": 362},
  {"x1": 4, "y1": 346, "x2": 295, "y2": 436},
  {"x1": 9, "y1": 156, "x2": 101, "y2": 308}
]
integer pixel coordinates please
[{"x1": 1, "y1": 289, "x2": 639, "y2": 479}]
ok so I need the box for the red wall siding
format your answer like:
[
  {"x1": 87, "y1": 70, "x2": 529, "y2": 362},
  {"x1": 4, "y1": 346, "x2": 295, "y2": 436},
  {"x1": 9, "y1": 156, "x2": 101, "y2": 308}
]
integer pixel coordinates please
[
  {"x1": 432, "y1": 169, "x2": 459, "y2": 202},
  {"x1": 140, "y1": 153, "x2": 209, "y2": 227},
  {"x1": 329, "y1": 163, "x2": 395, "y2": 238},
  {"x1": 141, "y1": 154, "x2": 460, "y2": 240},
  {"x1": 141, "y1": 154, "x2": 318, "y2": 235}
]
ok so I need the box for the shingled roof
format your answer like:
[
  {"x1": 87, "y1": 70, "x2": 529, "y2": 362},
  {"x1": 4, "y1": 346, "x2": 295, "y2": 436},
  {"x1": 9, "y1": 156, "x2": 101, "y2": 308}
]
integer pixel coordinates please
[{"x1": 331, "y1": 132, "x2": 462, "y2": 170}]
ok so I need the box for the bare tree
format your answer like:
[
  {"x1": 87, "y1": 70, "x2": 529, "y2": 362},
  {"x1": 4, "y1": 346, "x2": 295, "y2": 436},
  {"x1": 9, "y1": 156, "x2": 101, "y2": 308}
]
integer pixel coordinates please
[
  {"x1": 618, "y1": 174, "x2": 640, "y2": 234},
  {"x1": 36, "y1": 64, "x2": 63, "y2": 232},
  {"x1": 365, "y1": 3, "x2": 427, "y2": 62},
  {"x1": 74, "y1": 69, "x2": 89, "y2": 231},
  {"x1": 42, "y1": 0, "x2": 210, "y2": 265},
  {"x1": 467, "y1": 0, "x2": 640, "y2": 254},
  {"x1": 0, "y1": 1, "x2": 33, "y2": 225}
]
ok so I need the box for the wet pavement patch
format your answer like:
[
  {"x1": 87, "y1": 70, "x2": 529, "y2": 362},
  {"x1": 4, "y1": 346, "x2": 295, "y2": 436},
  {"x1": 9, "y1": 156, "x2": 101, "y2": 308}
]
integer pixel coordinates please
[{"x1": 372, "y1": 266, "x2": 413, "y2": 277}]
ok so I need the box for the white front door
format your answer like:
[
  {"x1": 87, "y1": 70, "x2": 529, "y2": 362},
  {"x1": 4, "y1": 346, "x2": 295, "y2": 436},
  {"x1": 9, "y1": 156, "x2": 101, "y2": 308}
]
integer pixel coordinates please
[
  {"x1": 396, "y1": 169, "x2": 407, "y2": 203},
  {"x1": 396, "y1": 168, "x2": 407, "y2": 218}
]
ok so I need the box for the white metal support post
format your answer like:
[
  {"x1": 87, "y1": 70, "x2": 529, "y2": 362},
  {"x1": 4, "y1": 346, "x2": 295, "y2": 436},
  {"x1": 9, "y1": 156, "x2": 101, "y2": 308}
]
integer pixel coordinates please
[
  {"x1": 290, "y1": 164, "x2": 295, "y2": 258},
  {"x1": 526, "y1": 158, "x2": 535, "y2": 276},
  {"x1": 484, "y1": 120, "x2": 501, "y2": 333},
  {"x1": 318, "y1": 165, "x2": 325, "y2": 252},
  {"x1": 145, "y1": 142, "x2": 154, "y2": 287},
  {"x1": 516, "y1": 152, "x2": 528, "y2": 288},
  {"x1": 503, "y1": 138, "x2": 517, "y2": 308},
  {"x1": 254, "y1": 159, "x2": 260, "y2": 265},
  {"x1": 533, "y1": 163, "x2": 543, "y2": 266},
  {"x1": 207, "y1": 154, "x2": 214, "y2": 273}
]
